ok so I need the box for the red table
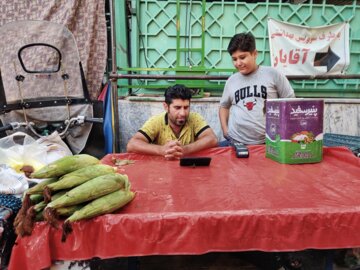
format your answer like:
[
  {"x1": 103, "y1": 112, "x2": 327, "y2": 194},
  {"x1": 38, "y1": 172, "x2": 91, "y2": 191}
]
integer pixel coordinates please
[{"x1": 9, "y1": 146, "x2": 360, "y2": 270}]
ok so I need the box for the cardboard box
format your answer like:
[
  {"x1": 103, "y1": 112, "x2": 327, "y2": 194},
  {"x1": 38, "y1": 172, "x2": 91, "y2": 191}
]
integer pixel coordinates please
[{"x1": 265, "y1": 98, "x2": 324, "y2": 164}]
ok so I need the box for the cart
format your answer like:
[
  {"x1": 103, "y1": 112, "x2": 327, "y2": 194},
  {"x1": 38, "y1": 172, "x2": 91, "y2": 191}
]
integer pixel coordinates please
[{"x1": 0, "y1": 20, "x2": 104, "y2": 268}]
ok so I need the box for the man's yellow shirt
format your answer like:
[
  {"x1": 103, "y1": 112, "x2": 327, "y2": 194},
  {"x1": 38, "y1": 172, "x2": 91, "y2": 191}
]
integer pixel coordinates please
[{"x1": 139, "y1": 112, "x2": 210, "y2": 145}]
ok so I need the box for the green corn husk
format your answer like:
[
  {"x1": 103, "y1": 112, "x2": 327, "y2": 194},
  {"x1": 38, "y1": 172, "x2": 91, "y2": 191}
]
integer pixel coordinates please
[
  {"x1": 50, "y1": 190, "x2": 68, "y2": 201},
  {"x1": 46, "y1": 173, "x2": 127, "y2": 209},
  {"x1": 33, "y1": 201, "x2": 46, "y2": 213},
  {"x1": 46, "y1": 164, "x2": 116, "y2": 192},
  {"x1": 62, "y1": 189, "x2": 135, "y2": 242},
  {"x1": 45, "y1": 204, "x2": 85, "y2": 229},
  {"x1": 15, "y1": 190, "x2": 47, "y2": 229},
  {"x1": 31, "y1": 154, "x2": 99, "y2": 179},
  {"x1": 35, "y1": 190, "x2": 69, "y2": 228},
  {"x1": 29, "y1": 194, "x2": 44, "y2": 204},
  {"x1": 66, "y1": 189, "x2": 135, "y2": 223},
  {"x1": 20, "y1": 192, "x2": 67, "y2": 235},
  {"x1": 35, "y1": 210, "x2": 44, "y2": 222},
  {"x1": 33, "y1": 190, "x2": 68, "y2": 213},
  {"x1": 56, "y1": 204, "x2": 85, "y2": 217},
  {"x1": 26, "y1": 178, "x2": 58, "y2": 195},
  {"x1": 20, "y1": 191, "x2": 67, "y2": 236}
]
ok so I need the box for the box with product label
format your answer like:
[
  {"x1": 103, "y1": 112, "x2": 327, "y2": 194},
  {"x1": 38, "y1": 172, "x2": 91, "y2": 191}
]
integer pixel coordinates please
[{"x1": 265, "y1": 98, "x2": 324, "y2": 164}]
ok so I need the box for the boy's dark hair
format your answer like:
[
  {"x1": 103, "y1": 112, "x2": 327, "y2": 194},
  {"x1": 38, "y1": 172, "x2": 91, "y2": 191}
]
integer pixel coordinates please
[
  {"x1": 164, "y1": 84, "x2": 192, "y2": 105},
  {"x1": 227, "y1": 32, "x2": 256, "y2": 55}
]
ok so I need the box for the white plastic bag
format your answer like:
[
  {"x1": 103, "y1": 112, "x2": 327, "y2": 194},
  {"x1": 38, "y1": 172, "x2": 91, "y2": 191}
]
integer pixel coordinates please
[
  {"x1": 0, "y1": 132, "x2": 48, "y2": 172},
  {"x1": 36, "y1": 131, "x2": 73, "y2": 164},
  {"x1": 0, "y1": 164, "x2": 28, "y2": 194},
  {"x1": 0, "y1": 132, "x2": 73, "y2": 194}
]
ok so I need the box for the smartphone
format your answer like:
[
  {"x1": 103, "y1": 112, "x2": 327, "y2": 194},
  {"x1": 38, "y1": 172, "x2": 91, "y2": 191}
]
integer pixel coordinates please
[{"x1": 179, "y1": 157, "x2": 212, "y2": 167}]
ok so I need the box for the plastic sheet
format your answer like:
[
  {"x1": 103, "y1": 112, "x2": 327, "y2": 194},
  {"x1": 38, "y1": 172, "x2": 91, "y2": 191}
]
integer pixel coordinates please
[{"x1": 9, "y1": 146, "x2": 360, "y2": 270}]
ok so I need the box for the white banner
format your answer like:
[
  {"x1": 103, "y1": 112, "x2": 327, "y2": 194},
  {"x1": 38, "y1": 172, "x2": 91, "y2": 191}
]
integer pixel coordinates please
[{"x1": 268, "y1": 18, "x2": 350, "y2": 75}]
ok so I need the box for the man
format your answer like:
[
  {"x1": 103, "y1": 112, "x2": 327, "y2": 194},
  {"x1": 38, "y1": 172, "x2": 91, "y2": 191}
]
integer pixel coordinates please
[
  {"x1": 219, "y1": 32, "x2": 295, "y2": 146},
  {"x1": 127, "y1": 84, "x2": 218, "y2": 159}
]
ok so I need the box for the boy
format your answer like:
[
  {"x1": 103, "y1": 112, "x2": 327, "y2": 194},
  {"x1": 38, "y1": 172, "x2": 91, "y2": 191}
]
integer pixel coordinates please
[{"x1": 219, "y1": 32, "x2": 295, "y2": 145}]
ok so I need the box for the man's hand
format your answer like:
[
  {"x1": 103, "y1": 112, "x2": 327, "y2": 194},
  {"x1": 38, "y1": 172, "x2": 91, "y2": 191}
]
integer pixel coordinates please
[
  {"x1": 127, "y1": 133, "x2": 185, "y2": 160},
  {"x1": 162, "y1": 140, "x2": 183, "y2": 160}
]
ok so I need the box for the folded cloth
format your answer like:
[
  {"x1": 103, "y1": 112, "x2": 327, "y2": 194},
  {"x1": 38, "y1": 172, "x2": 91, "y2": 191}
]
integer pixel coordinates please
[
  {"x1": 0, "y1": 207, "x2": 12, "y2": 221},
  {"x1": 0, "y1": 206, "x2": 14, "y2": 256},
  {"x1": 0, "y1": 194, "x2": 21, "y2": 215}
]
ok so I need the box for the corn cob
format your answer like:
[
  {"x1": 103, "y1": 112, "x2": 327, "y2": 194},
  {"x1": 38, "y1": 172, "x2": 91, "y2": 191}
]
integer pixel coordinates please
[
  {"x1": 35, "y1": 210, "x2": 44, "y2": 222},
  {"x1": 15, "y1": 190, "x2": 51, "y2": 229},
  {"x1": 66, "y1": 189, "x2": 135, "y2": 223},
  {"x1": 62, "y1": 189, "x2": 135, "y2": 242},
  {"x1": 35, "y1": 195, "x2": 75, "y2": 222},
  {"x1": 33, "y1": 201, "x2": 46, "y2": 213},
  {"x1": 33, "y1": 191, "x2": 68, "y2": 213},
  {"x1": 46, "y1": 173, "x2": 127, "y2": 209},
  {"x1": 29, "y1": 190, "x2": 68, "y2": 229},
  {"x1": 15, "y1": 191, "x2": 42, "y2": 231},
  {"x1": 21, "y1": 191, "x2": 66, "y2": 235},
  {"x1": 50, "y1": 190, "x2": 68, "y2": 201},
  {"x1": 16, "y1": 190, "x2": 69, "y2": 236},
  {"x1": 29, "y1": 194, "x2": 44, "y2": 204},
  {"x1": 26, "y1": 178, "x2": 58, "y2": 195},
  {"x1": 46, "y1": 164, "x2": 116, "y2": 192},
  {"x1": 31, "y1": 154, "x2": 99, "y2": 179},
  {"x1": 45, "y1": 204, "x2": 85, "y2": 229},
  {"x1": 56, "y1": 204, "x2": 85, "y2": 217}
]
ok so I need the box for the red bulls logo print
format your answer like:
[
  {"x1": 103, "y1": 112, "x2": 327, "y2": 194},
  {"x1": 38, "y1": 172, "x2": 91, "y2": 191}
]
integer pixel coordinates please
[{"x1": 243, "y1": 99, "x2": 257, "y2": 111}]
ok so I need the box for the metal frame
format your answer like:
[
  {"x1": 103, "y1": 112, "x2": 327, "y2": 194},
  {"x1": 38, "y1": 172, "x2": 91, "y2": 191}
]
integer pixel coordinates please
[
  {"x1": 109, "y1": 0, "x2": 360, "y2": 153},
  {"x1": 110, "y1": 0, "x2": 121, "y2": 153},
  {"x1": 109, "y1": 73, "x2": 360, "y2": 80}
]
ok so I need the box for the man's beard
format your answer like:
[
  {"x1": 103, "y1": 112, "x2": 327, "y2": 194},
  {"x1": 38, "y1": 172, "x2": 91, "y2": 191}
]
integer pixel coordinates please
[{"x1": 176, "y1": 119, "x2": 186, "y2": 126}]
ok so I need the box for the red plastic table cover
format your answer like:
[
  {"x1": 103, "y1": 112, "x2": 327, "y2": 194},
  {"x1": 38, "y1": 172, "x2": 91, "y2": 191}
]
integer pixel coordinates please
[{"x1": 9, "y1": 145, "x2": 360, "y2": 270}]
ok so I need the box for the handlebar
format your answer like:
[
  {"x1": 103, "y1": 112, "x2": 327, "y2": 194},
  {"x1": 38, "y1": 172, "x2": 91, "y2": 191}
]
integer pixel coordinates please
[
  {"x1": 84, "y1": 117, "x2": 103, "y2": 124},
  {"x1": 58, "y1": 116, "x2": 103, "y2": 137},
  {"x1": 0, "y1": 122, "x2": 23, "y2": 133},
  {"x1": 0, "y1": 116, "x2": 103, "y2": 138},
  {"x1": 0, "y1": 124, "x2": 13, "y2": 133}
]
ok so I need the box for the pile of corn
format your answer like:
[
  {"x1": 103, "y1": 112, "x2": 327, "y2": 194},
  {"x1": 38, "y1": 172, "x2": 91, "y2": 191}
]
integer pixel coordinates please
[{"x1": 14, "y1": 154, "x2": 135, "y2": 241}]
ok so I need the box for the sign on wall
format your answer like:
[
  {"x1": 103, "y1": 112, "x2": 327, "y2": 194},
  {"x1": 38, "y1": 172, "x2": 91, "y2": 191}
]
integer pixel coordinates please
[{"x1": 267, "y1": 18, "x2": 349, "y2": 75}]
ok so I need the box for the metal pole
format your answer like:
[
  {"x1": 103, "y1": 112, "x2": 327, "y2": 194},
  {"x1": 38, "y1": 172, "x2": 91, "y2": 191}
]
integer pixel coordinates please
[
  {"x1": 109, "y1": 0, "x2": 120, "y2": 153},
  {"x1": 109, "y1": 73, "x2": 360, "y2": 81}
]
